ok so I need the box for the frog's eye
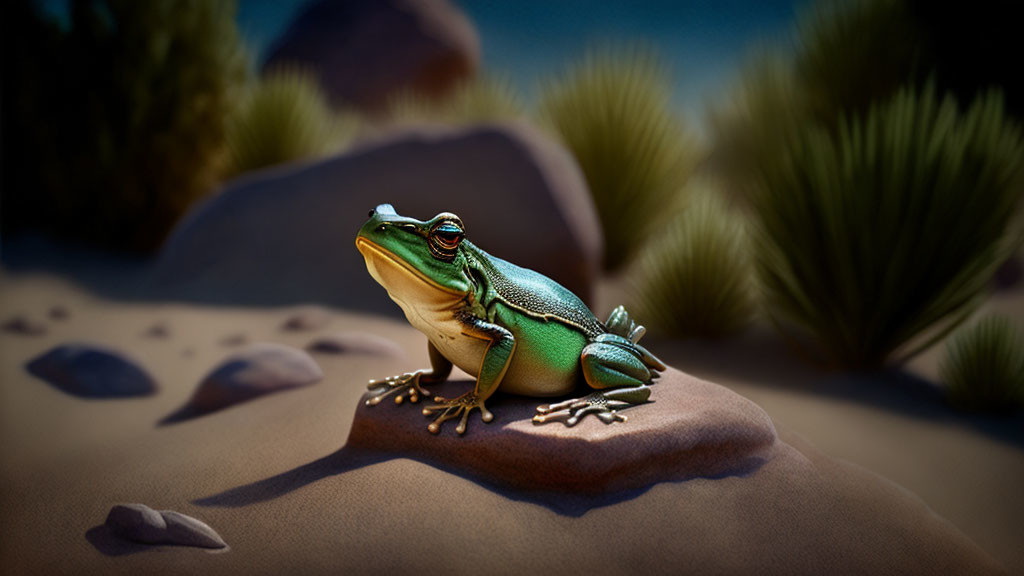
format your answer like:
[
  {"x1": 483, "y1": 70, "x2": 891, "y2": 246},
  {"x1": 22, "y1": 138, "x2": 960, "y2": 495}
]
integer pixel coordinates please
[{"x1": 428, "y1": 219, "x2": 464, "y2": 261}]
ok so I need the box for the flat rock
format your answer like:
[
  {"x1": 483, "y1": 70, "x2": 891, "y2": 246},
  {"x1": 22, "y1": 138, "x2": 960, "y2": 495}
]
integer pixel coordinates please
[
  {"x1": 26, "y1": 344, "x2": 157, "y2": 398},
  {"x1": 2, "y1": 315, "x2": 47, "y2": 336},
  {"x1": 105, "y1": 504, "x2": 226, "y2": 549},
  {"x1": 346, "y1": 367, "x2": 777, "y2": 495},
  {"x1": 153, "y1": 122, "x2": 602, "y2": 311},
  {"x1": 143, "y1": 322, "x2": 171, "y2": 339},
  {"x1": 163, "y1": 343, "x2": 322, "y2": 423},
  {"x1": 263, "y1": 0, "x2": 479, "y2": 112},
  {"x1": 280, "y1": 307, "x2": 331, "y2": 332},
  {"x1": 306, "y1": 332, "x2": 405, "y2": 358}
]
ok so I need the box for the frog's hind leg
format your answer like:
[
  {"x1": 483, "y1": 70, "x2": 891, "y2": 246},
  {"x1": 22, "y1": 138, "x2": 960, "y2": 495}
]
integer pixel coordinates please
[{"x1": 533, "y1": 337, "x2": 654, "y2": 426}]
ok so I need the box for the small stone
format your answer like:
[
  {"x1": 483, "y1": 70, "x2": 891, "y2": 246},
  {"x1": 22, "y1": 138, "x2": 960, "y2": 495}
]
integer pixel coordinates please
[
  {"x1": 160, "y1": 510, "x2": 227, "y2": 549},
  {"x1": 281, "y1": 308, "x2": 331, "y2": 332},
  {"x1": 104, "y1": 504, "x2": 226, "y2": 549},
  {"x1": 105, "y1": 504, "x2": 167, "y2": 544},
  {"x1": 306, "y1": 332, "x2": 405, "y2": 357},
  {"x1": 27, "y1": 344, "x2": 157, "y2": 398},
  {"x1": 219, "y1": 333, "x2": 247, "y2": 347},
  {"x1": 2, "y1": 315, "x2": 47, "y2": 336},
  {"x1": 48, "y1": 306, "x2": 70, "y2": 321},
  {"x1": 144, "y1": 322, "x2": 171, "y2": 339},
  {"x1": 164, "y1": 343, "x2": 322, "y2": 422}
]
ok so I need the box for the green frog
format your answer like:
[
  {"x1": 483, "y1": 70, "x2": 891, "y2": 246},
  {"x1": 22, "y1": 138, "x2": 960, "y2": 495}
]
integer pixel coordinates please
[{"x1": 356, "y1": 204, "x2": 664, "y2": 435}]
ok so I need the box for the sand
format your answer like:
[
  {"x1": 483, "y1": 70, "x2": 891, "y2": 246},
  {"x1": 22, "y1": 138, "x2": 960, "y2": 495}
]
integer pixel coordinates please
[{"x1": 0, "y1": 270, "x2": 1019, "y2": 574}]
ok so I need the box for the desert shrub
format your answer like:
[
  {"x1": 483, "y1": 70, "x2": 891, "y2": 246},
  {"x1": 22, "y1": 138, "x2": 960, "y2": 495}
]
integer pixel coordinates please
[
  {"x1": 384, "y1": 75, "x2": 525, "y2": 126},
  {"x1": 753, "y1": 86, "x2": 1024, "y2": 368},
  {"x1": 1, "y1": 0, "x2": 247, "y2": 252},
  {"x1": 537, "y1": 46, "x2": 697, "y2": 270},
  {"x1": 226, "y1": 67, "x2": 356, "y2": 177},
  {"x1": 941, "y1": 315, "x2": 1024, "y2": 412},
  {"x1": 706, "y1": 54, "x2": 808, "y2": 199},
  {"x1": 630, "y1": 181, "x2": 755, "y2": 338},
  {"x1": 795, "y1": 0, "x2": 925, "y2": 124}
]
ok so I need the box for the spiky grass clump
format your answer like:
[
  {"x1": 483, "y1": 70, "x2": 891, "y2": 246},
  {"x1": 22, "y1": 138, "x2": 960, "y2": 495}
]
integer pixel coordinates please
[
  {"x1": 941, "y1": 315, "x2": 1024, "y2": 412},
  {"x1": 754, "y1": 86, "x2": 1024, "y2": 368},
  {"x1": 631, "y1": 182, "x2": 755, "y2": 338},
  {"x1": 226, "y1": 67, "x2": 356, "y2": 176},
  {"x1": 537, "y1": 46, "x2": 697, "y2": 270},
  {"x1": 384, "y1": 76, "x2": 525, "y2": 126}
]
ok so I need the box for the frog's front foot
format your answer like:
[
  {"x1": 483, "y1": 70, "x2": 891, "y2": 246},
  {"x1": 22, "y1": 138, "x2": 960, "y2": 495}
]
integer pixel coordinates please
[
  {"x1": 421, "y1": 392, "x2": 494, "y2": 435},
  {"x1": 365, "y1": 371, "x2": 432, "y2": 406},
  {"x1": 533, "y1": 386, "x2": 651, "y2": 427}
]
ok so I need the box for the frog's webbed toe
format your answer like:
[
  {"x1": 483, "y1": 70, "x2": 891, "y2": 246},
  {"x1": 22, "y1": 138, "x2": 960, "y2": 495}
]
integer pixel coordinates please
[
  {"x1": 533, "y1": 386, "x2": 650, "y2": 427},
  {"x1": 366, "y1": 371, "x2": 432, "y2": 406},
  {"x1": 421, "y1": 392, "x2": 493, "y2": 435}
]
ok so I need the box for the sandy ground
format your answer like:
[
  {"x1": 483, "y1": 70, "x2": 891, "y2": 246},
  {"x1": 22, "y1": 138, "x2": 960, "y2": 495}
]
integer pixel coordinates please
[{"x1": 0, "y1": 270, "x2": 1021, "y2": 573}]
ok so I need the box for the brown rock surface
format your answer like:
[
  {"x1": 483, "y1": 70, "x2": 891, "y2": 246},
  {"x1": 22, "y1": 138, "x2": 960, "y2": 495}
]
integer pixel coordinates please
[
  {"x1": 162, "y1": 343, "x2": 322, "y2": 423},
  {"x1": 153, "y1": 122, "x2": 601, "y2": 311},
  {"x1": 347, "y1": 368, "x2": 778, "y2": 496},
  {"x1": 263, "y1": 0, "x2": 479, "y2": 112}
]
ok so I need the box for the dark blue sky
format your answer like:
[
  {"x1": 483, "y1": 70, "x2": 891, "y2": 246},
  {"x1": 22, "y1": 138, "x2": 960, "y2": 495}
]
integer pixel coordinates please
[
  {"x1": 238, "y1": 0, "x2": 806, "y2": 117},
  {"x1": 41, "y1": 0, "x2": 808, "y2": 118}
]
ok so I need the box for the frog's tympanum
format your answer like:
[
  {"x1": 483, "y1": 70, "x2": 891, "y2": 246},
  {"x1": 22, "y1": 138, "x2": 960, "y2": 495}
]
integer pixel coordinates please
[{"x1": 356, "y1": 204, "x2": 665, "y2": 435}]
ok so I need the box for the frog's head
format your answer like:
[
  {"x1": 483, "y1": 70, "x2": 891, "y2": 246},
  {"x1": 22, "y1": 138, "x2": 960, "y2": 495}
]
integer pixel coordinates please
[{"x1": 355, "y1": 204, "x2": 473, "y2": 298}]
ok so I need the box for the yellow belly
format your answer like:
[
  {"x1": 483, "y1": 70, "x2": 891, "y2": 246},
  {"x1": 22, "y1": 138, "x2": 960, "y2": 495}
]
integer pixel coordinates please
[{"x1": 357, "y1": 238, "x2": 487, "y2": 375}]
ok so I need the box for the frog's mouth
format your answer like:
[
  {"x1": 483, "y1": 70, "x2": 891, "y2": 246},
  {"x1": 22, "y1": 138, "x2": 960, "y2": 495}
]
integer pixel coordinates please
[{"x1": 355, "y1": 237, "x2": 464, "y2": 298}]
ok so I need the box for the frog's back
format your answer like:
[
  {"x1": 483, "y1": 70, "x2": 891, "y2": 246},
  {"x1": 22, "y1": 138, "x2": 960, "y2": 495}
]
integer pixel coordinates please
[{"x1": 464, "y1": 242, "x2": 605, "y2": 337}]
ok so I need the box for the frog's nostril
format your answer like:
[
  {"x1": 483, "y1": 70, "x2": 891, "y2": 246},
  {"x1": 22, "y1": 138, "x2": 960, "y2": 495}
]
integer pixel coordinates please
[{"x1": 367, "y1": 209, "x2": 375, "y2": 218}]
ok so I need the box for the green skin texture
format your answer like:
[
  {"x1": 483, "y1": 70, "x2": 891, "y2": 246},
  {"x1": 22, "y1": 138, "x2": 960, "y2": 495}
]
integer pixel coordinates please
[{"x1": 356, "y1": 204, "x2": 665, "y2": 435}]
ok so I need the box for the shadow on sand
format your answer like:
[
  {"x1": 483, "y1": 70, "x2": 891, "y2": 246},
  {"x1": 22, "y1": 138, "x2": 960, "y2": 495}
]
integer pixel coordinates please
[{"x1": 192, "y1": 445, "x2": 766, "y2": 517}]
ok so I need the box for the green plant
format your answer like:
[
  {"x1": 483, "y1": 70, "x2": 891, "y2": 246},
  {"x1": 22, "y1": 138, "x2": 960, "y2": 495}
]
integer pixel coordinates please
[
  {"x1": 384, "y1": 75, "x2": 524, "y2": 126},
  {"x1": 2, "y1": 0, "x2": 248, "y2": 251},
  {"x1": 630, "y1": 181, "x2": 756, "y2": 338},
  {"x1": 537, "y1": 46, "x2": 697, "y2": 270},
  {"x1": 941, "y1": 315, "x2": 1024, "y2": 412},
  {"x1": 226, "y1": 67, "x2": 356, "y2": 177},
  {"x1": 753, "y1": 86, "x2": 1024, "y2": 368}
]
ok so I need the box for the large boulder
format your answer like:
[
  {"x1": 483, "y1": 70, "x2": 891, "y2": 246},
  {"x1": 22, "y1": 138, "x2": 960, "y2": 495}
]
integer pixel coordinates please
[
  {"x1": 263, "y1": 0, "x2": 479, "y2": 112},
  {"x1": 152, "y1": 122, "x2": 602, "y2": 314}
]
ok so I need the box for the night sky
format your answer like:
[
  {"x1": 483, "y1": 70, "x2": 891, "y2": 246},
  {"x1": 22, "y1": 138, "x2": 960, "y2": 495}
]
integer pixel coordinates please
[{"x1": 39, "y1": 0, "x2": 809, "y2": 118}]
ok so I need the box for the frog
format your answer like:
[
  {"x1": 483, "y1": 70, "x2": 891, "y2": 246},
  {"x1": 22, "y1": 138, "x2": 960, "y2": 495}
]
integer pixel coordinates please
[{"x1": 355, "y1": 204, "x2": 665, "y2": 435}]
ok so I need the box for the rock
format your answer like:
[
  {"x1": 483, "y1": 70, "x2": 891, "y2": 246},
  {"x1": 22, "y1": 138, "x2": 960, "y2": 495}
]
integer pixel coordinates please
[
  {"x1": 26, "y1": 344, "x2": 156, "y2": 398},
  {"x1": 2, "y1": 315, "x2": 46, "y2": 336},
  {"x1": 307, "y1": 332, "x2": 405, "y2": 358},
  {"x1": 105, "y1": 503, "x2": 167, "y2": 544},
  {"x1": 48, "y1": 306, "x2": 70, "y2": 321},
  {"x1": 263, "y1": 0, "x2": 479, "y2": 112},
  {"x1": 346, "y1": 367, "x2": 777, "y2": 496},
  {"x1": 163, "y1": 343, "x2": 322, "y2": 423},
  {"x1": 143, "y1": 322, "x2": 170, "y2": 339},
  {"x1": 160, "y1": 511, "x2": 228, "y2": 549},
  {"x1": 104, "y1": 504, "x2": 226, "y2": 549},
  {"x1": 280, "y1": 307, "x2": 331, "y2": 332},
  {"x1": 153, "y1": 122, "x2": 602, "y2": 313},
  {"x1": 219, "y1": 333, "x2": 248, "y2": 347}
]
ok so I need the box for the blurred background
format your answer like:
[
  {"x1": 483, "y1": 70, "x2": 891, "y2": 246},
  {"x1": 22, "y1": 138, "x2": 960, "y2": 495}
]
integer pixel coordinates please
[{"x1": 2, "y1": 0, "x2": 1023, "y2": 568}]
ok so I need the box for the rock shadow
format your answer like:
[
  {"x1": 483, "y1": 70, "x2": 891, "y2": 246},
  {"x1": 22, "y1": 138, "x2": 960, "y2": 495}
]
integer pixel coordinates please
[
  {"x1": 193, "y1": 444, "x2": 768, "y2": 517},
  {"x1": 85, "y1": 525, "x2": 153, "y2": 557}
]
